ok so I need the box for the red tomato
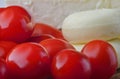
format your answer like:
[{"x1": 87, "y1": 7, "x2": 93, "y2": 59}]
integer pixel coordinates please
[
  {"x1": 51, "y1": 49, "x2": 91, "y2": 79},
  {"x1": 81, "y1": 40, "x2": 118, "y2": 79},
  {"x1": 32, "y1": 23, "x2": 65, "y2": 39},
  {"x1": 0, "y1": 8, "x2": 5, "y2": 13},
  {"x1": 0, "y1": 8, "x2": 33, "y2": 43},
  {"x1": 6, "y1": 43, "x2": 50, "y2": 79},
  {"x1": 26, "y1": 34, "x2": 55, "y2": 43},
  {"x1": 40, "y1": 38, "x2": 75, "y2": 61},
  {"x1": 0, "y1": 59, "x2": 7, "y2": 79},
  {"x1": 7, "y1": 6, "x2": 31, "y2": 20},
  {"x1": 0, "y1": 41, "x2": 17, "y2": 59}
]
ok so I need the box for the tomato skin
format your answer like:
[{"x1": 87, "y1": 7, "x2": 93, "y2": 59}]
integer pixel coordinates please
[
  {"x1": 40, "y1": 38, "x2": 75, "y2": 61},
  {"x1": 32, "y1": 23, "x2": 65, "y2": 39},
  {"x1": 81, "y1": 40, "x2": 118, "y2": 79},
  {"x1": 7, "y1": 6, "x2": 31, "y2": 20},
  {"x1": 0, "y1": 59, "x2": 8, "y2": 79},
  {"x1": 0, "y1": 8, "x2": 33, "y2": 43},
  {"x1": 0, "y1": 8, "x2": 5, "y2": 13},
  {"x1": 0, "y1": 41, "x2": 17, "y2": 59},
  {"x1": 26, "y1": 34, "x2": 55, "y2": 43},
  {"x1": 6, "y1": 43, "x2": 50, "y2": 79},
  {"x1": 51, "y1": 49, "x2": 91, "y2": 79}
]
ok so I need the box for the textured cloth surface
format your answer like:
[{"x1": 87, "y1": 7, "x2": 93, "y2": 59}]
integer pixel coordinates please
[{"x1": 0, "y1": 0, "x2": 5, "y2": 7}]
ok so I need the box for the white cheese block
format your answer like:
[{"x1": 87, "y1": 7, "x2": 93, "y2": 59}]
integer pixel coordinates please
[
  {"x1": 4, "y1": 0, "x2": 120, "y2": 28},
  {"x1": 62, "y1": 9, "x2": 120, "y2": 44}
]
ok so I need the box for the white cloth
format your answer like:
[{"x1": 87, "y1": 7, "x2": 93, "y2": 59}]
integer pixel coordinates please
[{"x1": 0, "y1": 0, "x2": 5, "y2": 7}]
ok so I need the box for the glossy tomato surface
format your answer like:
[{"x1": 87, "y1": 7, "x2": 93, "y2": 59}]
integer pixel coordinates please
[
  {"x1": 0, "y1": 41, "x2": 17, "y2": 59},
  {"x1": 81, "y1": 40, "x2": 118, "y2": 79},
  {"x1": 32, "y1": 23, "x2": 64, "y2": 39},
  {"x1": 40, "y1": 38, "x2": 75, "y2": 61},
  {"x1": 0, "y1": 8, "x2": 5, "y2": 13},
  {"x1": 0, "y1": 8, "x2": 33, "y2": 43},
  {"x1": 6, "y1": 43, "x2": 50, "y2": 79},
  {"x1": 26, "y1": 34, "x2": 54, "y2": 43},
  {"x1": 0, "y1": 59, "x2": 7, "y2": 79},
  {"x1": 7, "y1": 6, "x2": 31, "y2": 20},
  {"x1": 51, "y1": 49, "x2": 91, "y2": 79}
]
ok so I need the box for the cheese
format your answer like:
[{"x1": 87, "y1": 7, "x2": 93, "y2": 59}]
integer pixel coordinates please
[
  {"x1": 62, "y1": 9, "x2": 120, "y2": 44},
  {"x1": 4, "y1": 0, "x2": 120, "y2": 28}
]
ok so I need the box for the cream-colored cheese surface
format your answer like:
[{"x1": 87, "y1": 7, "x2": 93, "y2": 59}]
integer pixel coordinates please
[{"x1": 4, "y1": 0, "x2": 120, "y2": 28}]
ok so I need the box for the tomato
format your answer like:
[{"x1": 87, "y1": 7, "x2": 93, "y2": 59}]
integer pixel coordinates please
[
  {"x1": 0, "y1": 8, "x2": 33, "y2": 43},
  {"x1": 40, "y1": 38, "x2": 75, "y2": 61},
  {"x1": 0, "y1": 41, "x2": 17, "y2": 59},
  {"x1": 7, "y1": 6, "x2": 31, "y2": 20},
  {"x1": 81, "y1": 40, "x2": 118, "y2": 79},
  {"x1": 6, "y1": 42, "x2": 50, "y2": 79},
  {"x1": 51, "y1": 49, "x2": 91, "y2": 79},
  {"x1": 26, "y1": 34, "x2": 54, "y2": 43},
  {"x1": 0, "y1": 59, "x2": 7, "y2": 79},
  {"x1": 32, "y1": 23, "x2": 65, "y2": 39},
  {"x1": 0, "y1": 8, "x2": 5, "y2": 13}
]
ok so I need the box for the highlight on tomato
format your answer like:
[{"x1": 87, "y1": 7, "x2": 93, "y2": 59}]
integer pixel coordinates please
[
  {"x1": 81, "y1": 40, "x2": 118, "y2": 79},
  {"x1": 6, "y1": 42, "x2": 51, "y2": 79},
  {"x1": 39, "y1": 38, "x2": 75, "y2": 61},
  {"x1": 0, "y1": 41, "x2": 17, "y2": 59},
  {"x1": 51, "y1": 49, "x2": 91, "y2": 79},
  {"x1": 0, "y1": 6, "x2": 33, "y2": 43},
  {"x1": 32, "y1": 23, "x2": 65, "y2": 40}
]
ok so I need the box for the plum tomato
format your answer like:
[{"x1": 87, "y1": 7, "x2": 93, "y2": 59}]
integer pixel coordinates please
[
  {"x1": 26, "y1": 34, "x2": 55, "y2": 43},
  {"x1": 81, "y1": 40, "x2": 118, "y2": 79},
  {"x1": 0, "y1": 8, "x2": 33, "y2": 43},
  {"x1": 0, "y1": 59, "x2": 8, "y2": 79},
  {"x1": 39, "y1": 38, "x2": 75, "y2": 61},
  {"x1": 7, "y1": 6, "x2": 31, "y2": 20},
  {"x1": 32, "y1": 23, "x2": 65, "y2": 39},
  {"x1": 6, "y1": 42, "x2": 51, "y2": 79},
  {"x1": 0, "y1": 41, "x2": 17, "y2": 59},
  {"x1": 51, "y1": 49, "x2": 91, "y2": 79}
]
